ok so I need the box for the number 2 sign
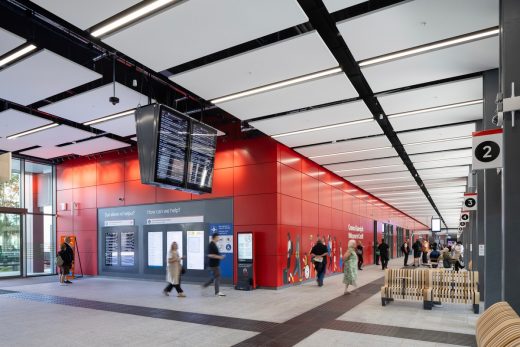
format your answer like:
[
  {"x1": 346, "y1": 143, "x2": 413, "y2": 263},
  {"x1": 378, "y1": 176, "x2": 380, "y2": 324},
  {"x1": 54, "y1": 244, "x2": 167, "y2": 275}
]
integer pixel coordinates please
[{"x1": 472, "y1": 129, "x2": 503, "y2": 170}]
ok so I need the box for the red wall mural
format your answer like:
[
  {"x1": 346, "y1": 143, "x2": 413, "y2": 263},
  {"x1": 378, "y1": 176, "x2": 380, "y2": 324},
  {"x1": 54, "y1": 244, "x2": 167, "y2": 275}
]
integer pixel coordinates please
[{"x1": 56, "y1": 135, "x2": 427, "y2": 288}]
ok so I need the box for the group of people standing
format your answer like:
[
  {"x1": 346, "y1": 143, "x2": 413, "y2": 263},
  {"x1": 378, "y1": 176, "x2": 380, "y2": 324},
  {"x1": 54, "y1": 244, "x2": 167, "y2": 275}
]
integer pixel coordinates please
[{"x1": 400, "y1": 239, "x2": 465, "y2": 271}]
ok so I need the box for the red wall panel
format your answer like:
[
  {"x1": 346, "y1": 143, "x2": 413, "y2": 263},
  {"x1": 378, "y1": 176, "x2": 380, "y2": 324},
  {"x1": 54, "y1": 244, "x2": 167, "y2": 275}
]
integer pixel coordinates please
[
  {"x1": 73, "y1": 208, "x2": 97, "y2": 231},
  {"x1": 124, "y1": 180, "x2": 156, "y2": 205},
  {"x1": 279, "y1": 194, "x2": 301, "y2": 227},
  {"x1": 72, "y1": 186, "x2": 97, "y2": 210},
  {"x1": 57, "y1": 165, "x2": 73, "y2": 191},
  {"x1": 234, "y1": 194, "x2": 278, "y2": 226},
  {"x1": 97, "y1": 159, "x2": 125, "y2": 185},
  {"x1": 124, "y1": 157, "x2": 140, "y2": 181},
  {"x1": 234, "y1": 162, "x2": 277, "y2": 196},
  {"x1": 301, "y1": 201, "x2": 319, "y2": 228},
  {"x1": 97, "y1": 183, "x2": 125, "y2": 207},
  {"x1": 234, "y1": 137, "x2": 277, "y2": 166},
  {"x1": 74, "y1": 229, "x2": 97, "y2": 253},
  {"x1": 192, "y1": 167, "x2": 234, "y2": 200},
  {"x1": 214, "y1": 139, "x2": 234, "y2": 169},
  {"x1": 57, "y1": 189, "x2": 72, "y2": 210},
  {"x1": 319, "y1": 205, "x2": 332, "y2": 230},
  {"x1": 332, "y1": 209, "x2": 343, "y2": 230},
  {"x1": 318, "y1": 181, "x2": 331, "y2": 207},
  {"x1": 331, "y1": 187, "x2": 342, "y2": 211},
  {"x1": 278, "y1": 145, "x2": 302, "y2": 171},
  {"x1": 301, "y1": 159, "x2": 320, "y2": 178},
  {"x1": 301, "y1": 174, "x2": 319, "y2": 203},
  {"x1": 72, "y1": 163, "x2": 97, "y2": 188},
  {"x1": 156, "y1": 187, "x2": 192, "y2": 203},
  {"x1": 280, "y1": 164, "x2": 301, "y2": 199}
]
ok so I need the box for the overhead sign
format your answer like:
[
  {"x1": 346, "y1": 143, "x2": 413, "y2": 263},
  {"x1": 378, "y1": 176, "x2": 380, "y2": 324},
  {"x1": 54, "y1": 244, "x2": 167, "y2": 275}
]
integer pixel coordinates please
[
  {"x1": 458, "y1": 227, "x2": 464, "y2": 232},
  {"x1": 460, "y1": 212, "x2": 470, "y2": 222},
  {"x1": 459, "y1": 221, "x2": 467, "y2": 228},
  {"x1": 472, "y1": 128, "x2": 503, "y2": 170},
  {"x1": 463, "y1": 193, "x2": 477, "y2": 211}
]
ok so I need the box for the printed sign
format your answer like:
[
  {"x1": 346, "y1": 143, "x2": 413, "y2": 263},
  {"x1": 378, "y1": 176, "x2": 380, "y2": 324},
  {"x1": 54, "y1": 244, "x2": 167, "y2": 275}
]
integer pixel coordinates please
[
  {"x1": 460, "y1": 212, "x2": 470, "y2": 222},
  {"x1": 238, "y1": 233, "x2": 253, "y2": 261},
  {"x1": 463, "y1": 193, "x2": 477, "y2": 211},
  {"x1": 459, "y1": 221, "x2": 467, "y2": 228},
  {"x1": 472, "y1": 129, "x2": 503, "y2": 170},
  {"x1": 187, "y1": 230, "x2": 204, "y2": 270},
  {"x1": 209, "y1": 224, "x2": 233, "y2": 253},
  {"x1": 479, "y1": 244, "x2": 485, "y2": 256}
]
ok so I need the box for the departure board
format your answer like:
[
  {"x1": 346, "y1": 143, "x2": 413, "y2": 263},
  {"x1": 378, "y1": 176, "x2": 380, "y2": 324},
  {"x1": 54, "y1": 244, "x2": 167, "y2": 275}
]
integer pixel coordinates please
[
  {"x1": 154, "y1": 108, "x2": 189, "y2": 186},
  {"x1": 187, "y1": 122, "x2": 217, "y2": 192}
]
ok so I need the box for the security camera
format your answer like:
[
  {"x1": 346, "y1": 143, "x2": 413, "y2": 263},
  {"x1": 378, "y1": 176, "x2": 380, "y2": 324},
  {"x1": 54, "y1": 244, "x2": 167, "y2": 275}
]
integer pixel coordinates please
[{"x1": 109, "y1": 96, "x2": 120, "y2": 105}]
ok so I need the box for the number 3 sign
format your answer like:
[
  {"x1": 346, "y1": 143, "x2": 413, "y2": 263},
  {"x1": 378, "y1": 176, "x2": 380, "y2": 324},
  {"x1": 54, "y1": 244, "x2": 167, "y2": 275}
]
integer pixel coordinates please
[
  {"x1": 463, "y1": 193, "x2": 477, "y2": 211},
  {"x1": 472, "y1": 129, "x2": 503, "y2": 170}
]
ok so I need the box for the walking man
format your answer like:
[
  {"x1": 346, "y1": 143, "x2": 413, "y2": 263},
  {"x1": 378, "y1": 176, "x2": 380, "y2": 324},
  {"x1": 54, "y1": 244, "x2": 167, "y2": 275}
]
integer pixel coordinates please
[
  {"x1": 378, "y1": 239, "x2": 389, "y2": 270},
  {"x1": 203, "y1": 233, "x2": 226, "y2": 296},
  {"x1": 63, "y1": 237, "x2": 74, "y2": 284},
  {"x1": 356, "y1": 241, "x2": 364, "y2": 270}
]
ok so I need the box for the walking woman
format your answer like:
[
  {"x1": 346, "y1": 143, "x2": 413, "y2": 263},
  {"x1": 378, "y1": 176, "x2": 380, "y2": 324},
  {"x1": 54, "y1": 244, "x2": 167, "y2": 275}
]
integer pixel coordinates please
[
  {"x1": 342, "y1": 240, "x2": 358, "y2": 294},
  {"x1": 163, "y1": 241, "x2": 186, "y2": 297}
]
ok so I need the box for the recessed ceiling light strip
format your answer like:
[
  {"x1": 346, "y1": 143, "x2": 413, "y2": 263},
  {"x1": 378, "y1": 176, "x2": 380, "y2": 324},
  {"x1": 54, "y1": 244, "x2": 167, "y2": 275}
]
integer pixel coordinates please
[
  {"x1": 91, "y1": 0, "x2": 176, "y2": 38},
  {"x1": 7, "y1": 123, "x2": 59, "y2": 139},
  {"x1": 333, "y1": 163, "x2": 402, "y2": 173},
  {"x1": 0, "y1": 44, "x2": 37, "y2": 68},
  {"x1": 358, "y1": 27, "x2": 499, "y2": 67},
  {"x1": 211, "y1": 67, "x2": 343, "y2": 104},
  {"x1": 272, "y1": 117, "x2": 373, "y2": 138},
  {"x1": 387, "y1": 100, "x2": 483, "y2": 119},
  {"x1": 84, "y1": 109, "x2": 135, "y2": 126},
  {"x1": 309, "y1": 145, "x2": 391, "y2": 159}
]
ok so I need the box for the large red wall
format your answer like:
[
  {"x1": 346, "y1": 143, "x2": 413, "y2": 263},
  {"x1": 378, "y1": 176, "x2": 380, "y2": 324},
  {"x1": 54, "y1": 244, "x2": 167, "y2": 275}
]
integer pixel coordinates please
[{"x1": 56, "y1": 135, "x2": 426, "y2": 287}]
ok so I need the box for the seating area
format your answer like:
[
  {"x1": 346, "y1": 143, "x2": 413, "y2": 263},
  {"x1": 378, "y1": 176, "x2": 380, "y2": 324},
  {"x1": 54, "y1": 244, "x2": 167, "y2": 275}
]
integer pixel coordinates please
[
  {"x1": 381, "y1": 268, "x2": 480, "y2": 313},
  {"x1": 476, "y1": 301, "x2": 520, "y2": 347}
]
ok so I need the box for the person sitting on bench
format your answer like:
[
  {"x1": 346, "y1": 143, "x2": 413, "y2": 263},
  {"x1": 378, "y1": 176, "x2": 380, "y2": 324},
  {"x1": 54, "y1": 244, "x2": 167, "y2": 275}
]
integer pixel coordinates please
[{"x1": 429, "y1": 243, "x2": 440, "y2": 268}]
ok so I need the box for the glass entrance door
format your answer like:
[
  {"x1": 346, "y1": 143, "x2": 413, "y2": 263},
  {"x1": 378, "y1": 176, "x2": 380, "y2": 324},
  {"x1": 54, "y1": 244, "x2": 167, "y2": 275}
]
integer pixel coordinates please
[{"x1": 0, "y1": 213, "x2": 22, "y2": 277}]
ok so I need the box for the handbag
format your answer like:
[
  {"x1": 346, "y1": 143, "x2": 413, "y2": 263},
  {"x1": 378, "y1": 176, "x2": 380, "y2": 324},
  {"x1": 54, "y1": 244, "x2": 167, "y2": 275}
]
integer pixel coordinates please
[
  {"x1": 181, "y1": 267, "x2": 186, "y2": 275},
  {"x1": 313, "y1": 256, "x2": 323, "y2": 263},
  {"x1": 56, "y1": 254, "x2": 64, "y2": 267}
]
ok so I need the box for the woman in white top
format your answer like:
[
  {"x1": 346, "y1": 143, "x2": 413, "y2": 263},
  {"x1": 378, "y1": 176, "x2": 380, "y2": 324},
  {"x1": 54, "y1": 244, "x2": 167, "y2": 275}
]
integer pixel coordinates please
[{"x1": 163, "y1": 242, "x2": 185, "y2": 297}]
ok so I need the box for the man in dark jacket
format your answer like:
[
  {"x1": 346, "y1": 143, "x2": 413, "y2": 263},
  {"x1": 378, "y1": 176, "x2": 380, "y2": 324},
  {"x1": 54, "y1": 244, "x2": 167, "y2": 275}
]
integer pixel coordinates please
[
  {"x1": 401, "y1": 241, "x2": 410, "y2": 266},
  {"x1": 378, "y1": 239, "x2": 389, "y2": 270},
  {"x1": 412, "y1": 239, "x2": 422, "y2": 267},
  {"x1": 356, "y1": 241, "x2": 363, "y2": 270},
  {"x1": 311, "y1": 238, "x2": 328, "y2": 287}
]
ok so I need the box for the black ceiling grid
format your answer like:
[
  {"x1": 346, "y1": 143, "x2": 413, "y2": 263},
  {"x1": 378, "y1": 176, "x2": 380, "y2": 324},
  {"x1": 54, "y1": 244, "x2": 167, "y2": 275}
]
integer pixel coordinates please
[{"x1": 296, "y1": 0, "x2": 448, "y2": 228}]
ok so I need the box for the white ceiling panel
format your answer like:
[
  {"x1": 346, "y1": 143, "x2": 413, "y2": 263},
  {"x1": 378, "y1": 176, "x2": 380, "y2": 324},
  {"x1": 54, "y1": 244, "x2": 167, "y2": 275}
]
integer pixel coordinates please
[
  {"x1": 390, "y1": 103, "x2": 482, "y2": 132},
  {"x1": 39, "y1": 83, "x2": 146, "y2": 123},
  {"x1": 30, "y1": 0, "x2": 141, "y2": 30},
  {"x1": 339, "y1": 165, "x2": 407, "y2": 177},
  {"x1": 0, "y1": 49, "x2": 101, "y2": 105},
  {"x1": 399, "y1": 123, "x2": 475, "y2": 145},
  {"x1": 212, "y1": 73, "x2": 357, "y2": 120},
  {"x1": 0, "y1": 109, "x2": 52, "y2": 137},
  {"x1": 379, "y1": 77, "x2": 483, "y2": 114},
  {"x1": 338, "y1": 0, "x2": 498, "y2": 61},
  {"x1": 349, "y1": 170, "x2": 414, "y2": 183},
  {"x1": 405, "y1": 137, "x2": 472, "y2": 155},
  {"x1": 311, "y1": 146, "x2": 395, "y2": 165},
  {"x1": 297, "y1": 135, "x2": 390, "y2": 157},
  {"x1": 428, "y1": 186, "x2": 467, "y2": 194},
  {"x1": 323, "y1": 0, "x2": 365, "y2": 13},
  {"x1": 171, "y1": 31, "x2": 337, "y2": 100},
  {"x1": 325, "y1": 156, "x2": 402, "y2": 172},
  {"x1": 250, "y1": 100, "x2": 370, "y2": 135},
  {"x1": 0, "y1": 28, "x2": 25, "y2": 56},
  {"x1": 276, "y1": 119, "x2": 382, "y2": 148},
  {"x1": 60, "y1": 137, "x2": 130, "y2": 156},
  {"x1": 19, "y1": 146, "x2": 74, "y2": 159},
  {"x1": 7, "y1": 125, "x2": 93, "y2": 148},
  {"x1": 92, "y1": 114, "x2": 136, "y2": 137},
  {"x1": 410, "y1": 149, "x2": 472, "y2": 163},
  {"x1": 362, "y1": 37, "x2": 498, "y2": 93},
  {"x1": 414, "y1": 157, "x2": 472, "y2": 170},
  {"x1": 104, "y1": 0, "x2": 308, "y2": 71}
]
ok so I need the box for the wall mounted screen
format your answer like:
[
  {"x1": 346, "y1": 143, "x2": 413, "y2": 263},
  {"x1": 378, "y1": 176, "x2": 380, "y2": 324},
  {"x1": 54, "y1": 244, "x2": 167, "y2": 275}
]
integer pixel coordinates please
[{"x1": 431, "y1": 218, "x2": 441, "y2": 232}]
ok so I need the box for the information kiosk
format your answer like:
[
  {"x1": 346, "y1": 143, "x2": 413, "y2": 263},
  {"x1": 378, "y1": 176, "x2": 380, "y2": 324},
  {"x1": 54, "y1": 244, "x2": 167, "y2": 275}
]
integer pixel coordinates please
[{"x1": 236, "y1": 232, "x2": 254, "y2": 290}]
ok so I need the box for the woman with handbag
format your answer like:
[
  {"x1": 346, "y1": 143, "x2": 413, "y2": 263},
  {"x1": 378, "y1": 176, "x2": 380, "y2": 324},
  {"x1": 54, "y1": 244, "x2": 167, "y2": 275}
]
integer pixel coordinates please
[
  {"x1": 57, "y1": 243, "x2": 70, "y2": 286},
  {"x1": 163, "y1": 241, "x2": 186, "y2": 297}
]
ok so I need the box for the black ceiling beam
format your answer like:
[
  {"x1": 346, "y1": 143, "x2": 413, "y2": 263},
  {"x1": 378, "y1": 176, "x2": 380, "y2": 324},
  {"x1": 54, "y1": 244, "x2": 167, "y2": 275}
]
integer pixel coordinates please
[
  {"x1": 330, "y1": 0, "x2": 409, "y2": 22},
  {"x1": 296, "y1": 0, "x2": 447, "y2": 228}
]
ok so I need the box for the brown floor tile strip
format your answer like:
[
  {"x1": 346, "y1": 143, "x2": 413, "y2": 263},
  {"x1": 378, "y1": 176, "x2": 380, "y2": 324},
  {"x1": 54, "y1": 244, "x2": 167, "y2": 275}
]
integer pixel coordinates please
[
  {"x1": 233, "y1": 278, "x2": 385, "y2": 347},
  {"x1": 325, "y1": 320, "x2": 476, "y2": 346},
  {"x1": 4, "y1": 292, "x2": 278, "y2": 333}
]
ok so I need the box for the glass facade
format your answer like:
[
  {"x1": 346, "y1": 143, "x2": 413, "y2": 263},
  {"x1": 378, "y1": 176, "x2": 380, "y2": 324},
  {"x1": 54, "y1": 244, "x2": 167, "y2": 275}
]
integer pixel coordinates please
[{"x1": 0, "y1": 157, "x2": 55, "y2": 277}]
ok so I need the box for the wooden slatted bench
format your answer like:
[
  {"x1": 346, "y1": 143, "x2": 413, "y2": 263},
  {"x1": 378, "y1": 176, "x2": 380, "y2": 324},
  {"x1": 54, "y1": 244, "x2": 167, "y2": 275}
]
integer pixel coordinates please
[
  {"x1": 380, "y1": 268, "x2": 432, "y2": 309},
  {"x1": 428, "y1": 270, "x2": 480, "y2": 314},
  {"x1": 476, "y1": 301, "x2": 520, "y2": 347}
]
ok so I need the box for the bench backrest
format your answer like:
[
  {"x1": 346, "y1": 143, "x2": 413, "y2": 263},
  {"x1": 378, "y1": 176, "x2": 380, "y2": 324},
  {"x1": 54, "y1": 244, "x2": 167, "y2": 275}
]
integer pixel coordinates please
[{"x1": 476, "y1": 301, "x2": 520, "y2": 347}]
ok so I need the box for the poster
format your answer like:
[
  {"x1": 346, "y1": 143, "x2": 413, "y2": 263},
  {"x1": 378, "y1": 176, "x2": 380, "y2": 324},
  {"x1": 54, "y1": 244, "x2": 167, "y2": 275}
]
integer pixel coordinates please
[
  {"x1": 187, "y1": 230, "x2": 204, "y2": 270},
  {"x1": 147, "y1": 232, "x2": 163, "y2": 267},
  {"x1": 120, "y1": 232, "x2": 135, "y2": 266},
  {"x1": 208, "y1": 224, "x2": 233, "y2": 253},
  {"x1": 167, "y1": 231, "x2": 183, "y2": 265},
  {"x1": 238, "y1": 233, "x2": 253, "y2": 261}
]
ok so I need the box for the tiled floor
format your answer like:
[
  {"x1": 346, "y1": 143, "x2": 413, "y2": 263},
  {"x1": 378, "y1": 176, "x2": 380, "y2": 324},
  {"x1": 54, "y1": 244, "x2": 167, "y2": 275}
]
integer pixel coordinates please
[{"x1": 0, "y1": 258, "x2": 478, "y2": 346}]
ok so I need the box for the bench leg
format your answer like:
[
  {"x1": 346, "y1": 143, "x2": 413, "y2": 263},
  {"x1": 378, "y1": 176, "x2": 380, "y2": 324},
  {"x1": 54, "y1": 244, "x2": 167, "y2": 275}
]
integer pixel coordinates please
[
  {"x1": 423, "y1": 301, "x2": 433, "y2": 310},
  {"x1": 473, "y1": 304, "x2": 480, "y2": 314},
  {"x1": 382, "y1": 298, "x2": 387, "y2": 306}
]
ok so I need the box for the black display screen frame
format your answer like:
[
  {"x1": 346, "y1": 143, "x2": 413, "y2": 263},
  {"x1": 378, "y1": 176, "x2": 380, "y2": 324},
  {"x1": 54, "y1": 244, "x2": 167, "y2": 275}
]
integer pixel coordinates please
[
  {"x1": 185, "y1": 119, "x2": 218, "y2": 194},
  {"x1": 152, "y1": 105, "x2": 190, "y2": 188}
]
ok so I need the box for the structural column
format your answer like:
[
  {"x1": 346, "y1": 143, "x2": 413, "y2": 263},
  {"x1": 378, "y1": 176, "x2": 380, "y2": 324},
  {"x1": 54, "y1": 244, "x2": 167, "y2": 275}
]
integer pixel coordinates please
[
  {"x1": 500, "y1": 0, "x2": 520, "y2": 313},
  {"x1": 482, "y1": 69, "x2": 501, "y2": 308}
]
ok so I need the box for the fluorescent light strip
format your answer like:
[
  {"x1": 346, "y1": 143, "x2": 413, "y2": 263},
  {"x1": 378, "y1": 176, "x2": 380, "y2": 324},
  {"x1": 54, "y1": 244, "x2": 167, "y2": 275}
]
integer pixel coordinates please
[
  {"x1": 91, "y1": 0, "x2": 175, "y2": 37},
  {"x1": 211, "y1": 67, "x2": 343, "y2": 104},
  {"x1": 310, "y1": 145, "x2": 392, "y2": 159},
  {"x1": 388, "y1": 100, "x2": 483, "y2": 119},
  {"x1": 334, "y1": 163, "x2": 402, "y2": 174},
  {"x1": 403, "y1": 135, "x2": 472, "y2": 147},
  {"x1": 358, "y1": 27, "x2": 499, "y2": 67},
  {"x1": 84, "y1": 110, "x2": 134, "y2": 126},
  {"x1": 352, "y1": 175, "x2": 411, "y2": 183},
  {"x1": 0, "y1": 44, "x2": 37, "y2": 67},
  {"x1": 272, "y1": 117, "x2": 373, "y2": 138},
  {"x1": 7, "y1": 123, "x2": 59, "y2": 139}
]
